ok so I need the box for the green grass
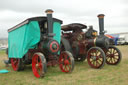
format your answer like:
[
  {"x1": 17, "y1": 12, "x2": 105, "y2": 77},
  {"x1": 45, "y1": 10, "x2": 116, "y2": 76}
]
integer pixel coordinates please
[
  {"x1": 0, "y1": 50, "x2": 5, "y2": 54},
  {"x1": 0, "y1": 46, "x2": 128, "y2": 85}
]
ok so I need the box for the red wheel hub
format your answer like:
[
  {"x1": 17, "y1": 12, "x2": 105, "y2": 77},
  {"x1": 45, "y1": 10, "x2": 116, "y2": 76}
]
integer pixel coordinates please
[
  {"x1": 110, "y1": 54, "x2": 114, "y2": 57},
  {"x1": 64, "y1": 59, "x2": 70, "y2": 65}
]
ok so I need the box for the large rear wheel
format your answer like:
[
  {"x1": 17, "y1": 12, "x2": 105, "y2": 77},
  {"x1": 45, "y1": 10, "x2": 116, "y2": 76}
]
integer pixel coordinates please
[
  {"x1": 32, "y1": 52, "x2": 47, "y2": 78},
  {"x1": 87, "y1": 47, "x2": 106, "y2": 69},
  {"x1": 59, "y1": 51, "x2": 74, "y2": 73},
  {"x1": 106, "y1": 46, "x2": 122, "y2": 65}
]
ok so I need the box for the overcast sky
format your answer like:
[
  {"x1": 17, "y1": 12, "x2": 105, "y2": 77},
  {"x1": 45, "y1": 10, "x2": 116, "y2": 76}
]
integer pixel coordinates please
[{"x1": 0, "y1": 0, "x2": 128, "y2": 38}]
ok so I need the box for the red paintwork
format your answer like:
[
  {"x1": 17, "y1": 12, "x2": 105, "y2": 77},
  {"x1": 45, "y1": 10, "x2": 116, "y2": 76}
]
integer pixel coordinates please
[
  {"x1": 49, "y1": 41, "x2": 59, "y2": 53},
  {"x1": 28, "y1": 49, "x2": 58, "y2": 67},
  {"x1": 59, "y1": 52, "x2": 71, "y2": 73},
  {"x1": 105, "y1": 34, "x2": 114, "y2": 39},
  {"x1": 11, "y1": 58, "x2": 20, "y2": 71},
  {"x1": 62, "y1": 31, "x2": 93, "y2": 57},
  {"x1": 32, "y1": 54, "x2": 43, "y2": 78}
]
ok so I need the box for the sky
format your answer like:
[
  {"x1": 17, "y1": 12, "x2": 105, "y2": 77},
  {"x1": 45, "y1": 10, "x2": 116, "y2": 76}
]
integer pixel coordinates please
[{"x1": 0, "y1": 0, "x2": 128, "y2": 38}]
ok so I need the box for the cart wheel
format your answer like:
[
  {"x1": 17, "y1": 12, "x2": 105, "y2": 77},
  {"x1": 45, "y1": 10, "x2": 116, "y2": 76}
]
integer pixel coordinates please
[
  {"x1": 59, "y1": 51, "x2": 74, "y2": 73},
  {"x1": 76, "y1": 55, "x2": 86, "y2": 62},
  {"x1": 106, "y1": 46, "x2": 122, "y2": 65},
  {"x1": 32, "y1": 52, "x2": 47, "y2": 78},
  {"x1": 11, "y1": 58, "x2": 24, "y2": 71},
  {"x1": 87, "y1": 47, "x2": 106, "y2": 69}
]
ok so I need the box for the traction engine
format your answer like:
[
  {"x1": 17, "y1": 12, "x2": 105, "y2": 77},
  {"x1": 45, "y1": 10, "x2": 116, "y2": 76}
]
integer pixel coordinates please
[{"x1": 61, "y1": 14, "x2": 122, "y2": 69}]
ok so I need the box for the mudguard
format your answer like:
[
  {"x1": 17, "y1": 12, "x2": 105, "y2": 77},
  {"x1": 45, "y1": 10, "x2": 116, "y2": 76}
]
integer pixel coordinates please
[{"x1": 61, "y1": 37, "x2": 72, "y2": 53}]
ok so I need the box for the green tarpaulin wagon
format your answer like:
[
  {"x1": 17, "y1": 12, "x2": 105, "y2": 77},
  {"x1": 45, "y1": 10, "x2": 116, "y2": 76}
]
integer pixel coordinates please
[{"x1": 6, "y1": 9, "x2": 74, "y2": 78}]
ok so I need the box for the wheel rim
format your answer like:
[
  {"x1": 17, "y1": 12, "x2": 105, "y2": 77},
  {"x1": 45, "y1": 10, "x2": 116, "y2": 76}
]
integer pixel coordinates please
[
  {"x1": 87, "y1": 48, "x2": 105, "y2": 69},
  {"x1": 11, "y1": 58, "x2": 20, "y2": 71},
  {"x1": 32, "y1": 54, "x2": 44, "y2": 78},
  {"x1": 59, "y1": 52, "x2": 72, "y2": 73},
  {"x1": 106, "y1": 47, "x2": 121, "y2": 65}
]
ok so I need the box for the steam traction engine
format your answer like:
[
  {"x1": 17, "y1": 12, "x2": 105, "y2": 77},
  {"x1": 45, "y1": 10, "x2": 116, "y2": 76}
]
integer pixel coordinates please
[
  {"x1": 6, "y1": 9, "x2": 74, "y2": 78},
  {"x1": 61, "y1": 14, "x2": 122, "y2": 69}
]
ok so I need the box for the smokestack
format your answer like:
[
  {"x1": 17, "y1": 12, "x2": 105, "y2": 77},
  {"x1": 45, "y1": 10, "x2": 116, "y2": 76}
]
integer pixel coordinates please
[
  {"x1": 97, "y1": 14, "x2": 105, "y2": 35},
  {"x1": 45, "y1": 9, "x2": 54, "y2": 38}
]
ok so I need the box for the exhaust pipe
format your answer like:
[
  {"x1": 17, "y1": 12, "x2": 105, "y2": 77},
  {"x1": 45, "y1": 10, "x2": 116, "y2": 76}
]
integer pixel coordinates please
[
  {"x1": 97, "y1": 14, "x2": 109, "y2": 48},
  {"x1": 97, "y1": 14, "x2": 105, "y2": 35},
  {"x1": 45, "y1": 9, "x2": 55, "y2": 38}
]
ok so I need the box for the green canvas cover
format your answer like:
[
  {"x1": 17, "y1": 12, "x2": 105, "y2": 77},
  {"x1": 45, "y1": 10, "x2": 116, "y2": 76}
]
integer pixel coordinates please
[
  {"x1": 53, "y1": 22, "x2": 61, "y2": 55},
  {"x1": 53, "y1": 22, "x2": 61, "y2": 44},
  {"x1": 8, "y1": 21, "x2": 40, "y2": 58}
]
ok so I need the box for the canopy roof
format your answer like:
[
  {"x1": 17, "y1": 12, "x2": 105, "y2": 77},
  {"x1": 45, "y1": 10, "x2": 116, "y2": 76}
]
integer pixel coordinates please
[
  {"x1": 105, "y1": 34, "x2": 114, "y2": 39},
  {"x1": 61, "y1": 23, "x2": 87, "y2": 31},
  {"x1": 8, "y1": 17, "x2": 63, "y2": 32}
]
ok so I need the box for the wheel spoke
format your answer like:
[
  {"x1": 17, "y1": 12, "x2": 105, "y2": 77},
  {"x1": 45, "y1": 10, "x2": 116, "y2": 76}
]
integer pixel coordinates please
[
  {"x1": 38, "y1": 63, "x2": 42, "y2": 69},
  {"x1": 114, "y1": 56, "x2": 119, "y2": 59},
  {"x1": 98, "y1": 58, "x2": 103, "y2": 63},
  {"x1": 114, "y1": 51, "x2": 118, "y2": 54},
  {"x1": 91, "y1": 60, "x2": 94, "y2": 64},
  {"x1": 111, "y1": 58, "x2": 113, "y2": 63},
  {"x1": 91, "y1": 61, "x2": 94, "y2": 65},
  {"x1": 67, "y1": 64, "x2": 71, "y2": 70},
  {"x1": 59, "y1": 61, "x2": 64, "y2": 65},
  {"x1": 109, "y1": 58, "x2": 112, "y2": 62},
  {"x1": 107, "y1": 51, "x2": 111, "y2": 54},
  {"x1": 96, "y1": 60, "x2": 100, "y2": 67},
  {"x1": 64, "y1": 65, "x2": 68, "y2": 71},
  {"x1": 114, "y1": 54, "x2": 119, "y2": 56}
]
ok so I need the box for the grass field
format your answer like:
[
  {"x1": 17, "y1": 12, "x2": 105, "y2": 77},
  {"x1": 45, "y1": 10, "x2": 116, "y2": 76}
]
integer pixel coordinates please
[{"x1": 0, "y1": 46, "x2": 128, "y2": 85}]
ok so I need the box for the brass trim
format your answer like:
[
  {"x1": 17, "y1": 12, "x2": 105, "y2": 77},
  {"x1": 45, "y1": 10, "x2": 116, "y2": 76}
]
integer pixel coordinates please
[{"x1": 94, "y1": 37, "x2": 97, "y2": 46}]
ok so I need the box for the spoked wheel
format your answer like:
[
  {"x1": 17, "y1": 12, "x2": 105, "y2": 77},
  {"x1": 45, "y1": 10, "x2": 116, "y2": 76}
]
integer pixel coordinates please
[
  {"x1": 11, "y1": 58, "x2": 24, "y2": 71},
  {"x1": 32, "y1": 52, "x2": 47, "y2": 78},
  {"x1": 87, "y1": 47, "x2": 106, "y2": 69},
  {"x1": 106, "y1": 46, "x2": 122, "y2": 65},
  {"x1": 59, "y1": 51, "x2": 74, "y2": 73}
]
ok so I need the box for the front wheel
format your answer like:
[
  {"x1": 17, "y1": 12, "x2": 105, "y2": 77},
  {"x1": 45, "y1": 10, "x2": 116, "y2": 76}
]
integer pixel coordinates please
[
  {"x1": 87, "y1": 47, "x2": 106, "y2": 69},
  {"x1": 32, "y1": 52, "x2": 47, "y2": 78},
  {"x1": 105, "y1": 46, "x2": 122, "y2": 65},
  {"x1": 59, "y1": 51, "x2": 74, "y2": 73}
]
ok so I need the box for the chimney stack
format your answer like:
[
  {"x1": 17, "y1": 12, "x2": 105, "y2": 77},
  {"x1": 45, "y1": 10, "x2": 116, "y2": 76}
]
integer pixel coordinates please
[
  {"x1": 45, "y1": 9, "x2": 54, "y2": 38},
  {"x1": 97, "y1": 14, "x2": 105, "y2": 35}
]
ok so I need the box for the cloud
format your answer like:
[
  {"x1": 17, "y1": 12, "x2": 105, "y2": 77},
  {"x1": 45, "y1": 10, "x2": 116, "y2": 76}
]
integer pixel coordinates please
[{"x1": 0, "y1": 0, "x2": 128, "y2": 38}]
